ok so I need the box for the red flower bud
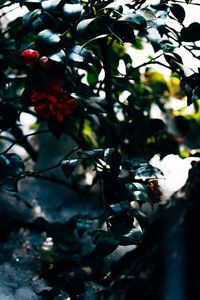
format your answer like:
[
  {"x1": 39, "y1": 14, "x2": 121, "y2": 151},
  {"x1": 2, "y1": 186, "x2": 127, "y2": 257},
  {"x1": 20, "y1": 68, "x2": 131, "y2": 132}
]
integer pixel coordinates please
[
  {"x1": 20, "y1": 49, "x2": 40, "y2": 66},
  {"x1": 39, "y1": 56, "x2": 52, "y2": 68}
]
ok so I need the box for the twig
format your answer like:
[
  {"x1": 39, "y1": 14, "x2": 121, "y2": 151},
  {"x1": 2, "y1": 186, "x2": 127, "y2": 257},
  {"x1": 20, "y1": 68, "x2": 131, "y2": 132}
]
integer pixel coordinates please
[{"x1": 1, "y1": 129, "x2": 50, "y2": 155}]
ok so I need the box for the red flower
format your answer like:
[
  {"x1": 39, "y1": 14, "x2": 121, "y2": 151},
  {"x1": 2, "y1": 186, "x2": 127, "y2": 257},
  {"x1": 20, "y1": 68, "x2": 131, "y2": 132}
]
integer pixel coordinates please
[
  {"x1": 31, "y1": 83, "x2": 77, "y2": 122},
  {"x1": 20, "y1": 49, "x2": 40, "y2": 66},
  {"x1": 147, "y1": 179, "x2": 162, "y2": 203},
  {"x1": 39, "y1": 56, "x2": 52, "y2": 69}
]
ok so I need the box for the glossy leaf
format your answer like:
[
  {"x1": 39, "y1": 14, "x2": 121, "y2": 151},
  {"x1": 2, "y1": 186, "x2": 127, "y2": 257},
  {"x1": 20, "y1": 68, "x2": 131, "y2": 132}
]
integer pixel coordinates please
[
  {"x1": 61, "y1": 159, "x2": 78, "y2": 178},
  {"x1": 110, "y1": 201, "x2": 130, "y2": 214},
  {"x1": 36, "y1": 29, "x2": 61, "y2": 52},
  {"x1": 104, "y1": 148, "x2": 122, "y2": 170},
  {"x1": 76, "y1": 17, "x2": 104, "y2": 34},
  {"x1": 63, "y1": 3, "x2": 83, "y2": 20},
  {"x1": 22, "y1": 9, "x2": 41, "y2": 27},
  {"x1": 48, "y1": 49, "x2": 66, "y2": 64},
  {"x1": 91, "y1": 230, "x2": 119, "y2": 257},
  {"x1": 181, "y1": 22, "x2": 200, "y2": 42},
  {"x1": 120, "y1": 13, "x2": 147, "y2": 29},
  {"x1": 78, "y1": 149, "x2": 104, "y2": 160},
  {"x1": 0, "y1": 102, "x2": 19, "y2": 130},
  {"x1": 134, "y1": 165, "x2": 164, "y2": 180},
  {"x1": 0, "y1": 153, "x2": 25, "y2": 191},
  {"x1": 170, "y1": 4, "x2": 185, "y2": 24},
  {"x1": 66, "y1": 45, "x2": 92, "y2": 63},
  {"x1": 120, "y1": 228, "x2": 143, "y2": 245},
  {"x1": 42, "y1": 0, "x2": 62, "y2": 12}
]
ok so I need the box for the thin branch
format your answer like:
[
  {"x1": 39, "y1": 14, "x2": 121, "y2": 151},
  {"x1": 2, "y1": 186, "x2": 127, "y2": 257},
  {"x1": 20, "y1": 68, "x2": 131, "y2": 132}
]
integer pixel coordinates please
[
  {"x1": 1, "y1": 129, "x2": 50, "y2": 155},
  {"x1": 174, "y1": 0, "x2": 200, "y2": 6}
]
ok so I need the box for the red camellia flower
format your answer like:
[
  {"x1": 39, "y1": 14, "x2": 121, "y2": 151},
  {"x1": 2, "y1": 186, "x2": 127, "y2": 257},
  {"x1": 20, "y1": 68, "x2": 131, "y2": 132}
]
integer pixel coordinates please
[
  {"x1": 147, "y1": 179, "x2": 162, "y2": 203},
  {"x1": 39, "y1": 56, "x2": 52, "y2": 69},
  {"x1": 31, "y1": 83, "x2": 77, "y2": 122},
  {"x1": 20, "y1": 49, "x2": 40, "y2": 66}
]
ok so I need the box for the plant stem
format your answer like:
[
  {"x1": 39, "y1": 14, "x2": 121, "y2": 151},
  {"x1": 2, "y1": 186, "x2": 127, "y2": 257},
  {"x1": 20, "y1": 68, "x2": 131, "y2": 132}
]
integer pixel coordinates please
[
  {"x1": 1, "y1": 129, "x2": 50, "y2": 155},
  {"x1": 101, "y1": 39, "x2": 115, "y2": 122}
]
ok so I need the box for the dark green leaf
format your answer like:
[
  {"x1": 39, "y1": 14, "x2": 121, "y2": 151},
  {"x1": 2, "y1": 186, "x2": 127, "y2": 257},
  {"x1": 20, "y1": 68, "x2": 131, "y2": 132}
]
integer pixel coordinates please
[
  {"x1": 130, "y1": 209, "x2": 149, "y2": 231},
  {"x1": 36, "y1": 29, "x2": 61, "y2": 52},
  {"x1": 48, "y1": 49, "x2": 66, "y2": 64},
  {"x1": 68, "y1": 215, "x2": 96, "y2": 236},
  {"x1": 42, "y1": 0, "x2": 62, "y2": 12},
  {"x1": 87, "y1": 64, "x2": 99, "y2": 85},
  {"x1": 112, "y1": 21, "x2": 136, "y2": 43},
  {"x1": 102, "y1": 1, "x2": 124, "y2": 12},
  {"x1": 61, "y1": 159, "x2": 78, "y2": 178},
  {"x1": 63, "y1": 3, "x2": 83, "y2": 20},
  {"x1": 91, "y1": 231, "x2": 119, "y2": 257},
  {"x1": 67, "y1": 45, "x2": 92, "y2": 63},
  {"x1": 78, "y1": 149, "x2": 104, "y2": 160},
  {"x1": 22, "y1": 10, "x2": 41, "y2": 27},
  {"x1": 81, "y1": 34, "x2": 109, "y2": 50},
  {"x1": 104, "y1": 148, "x2": 122, "y2": 170},
  {"x1": 170, "y1": 4, "x2": 185, "y2": 24},
  {"x1": 130, "y1": 190, "x2": 150, "y2": 203},
  {"x1": 0, "y1": 102, "x2": 19, "y2": 130},
  {"x1": 31, "y1": 11, "x2": 57, "y2": 32},
  {"x1": 110, "y1": 201, "x2": 130, "y2": 214},
  {"x1": 22, "y1": 0, "x2": 42, "y2": 10},
  {"x1": 120, "y1": 13, "x2": 147, "y2": 29},
  {"x1": 120, "y1": 228, "x2": 143, "y2": 245},
  {"x1": 181, "y1": 23, "x2": 200, "y2": 42},
  {"x1": 0, "y1": 153, "x2": 25, "y2": 192},
  {"x1": 134, "y1": 165, "x2": 163, "y2": 180},
  {"x1": 124, "y1": 183, "x2": 150, "y2": 204},
  {"x1": 76, "y1": 17, "x2": 105, "y2": 35}
]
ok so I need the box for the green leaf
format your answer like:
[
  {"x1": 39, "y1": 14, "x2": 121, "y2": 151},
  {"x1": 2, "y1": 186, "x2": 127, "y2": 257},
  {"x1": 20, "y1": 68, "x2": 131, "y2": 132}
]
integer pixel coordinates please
[
  {"x1": 0, "y1": 154, "x2": 25, "y2": 192},
  {"x1": 68, "y1": 215, "x2": 95, "y2": 236},
  {"x1": 32, "y1": 11, "x2": 57, "y2": 32},
  {"x1": 63, "y1": 3, "x2": 83, "y2": 20},
  {"x1": 22, "y1": 0, "x2": 42, "y2": 10},
  {"x1": 81, "y1": 34, "x2": 109, "y2": 50},
  {"x1": 61, "y1": 159, "x2": 78, "y2": 178},
  {"x1": 91, "y1": 230, "x2": 119, "y2": 257},
  {"x1": 78, "y1": 149, "x2": 104, "y2": 160},
  {"x1": 120, "y1": 13, "x2": 147, "y2": 29},
  {"x1": 110, "y1": 201, "x2": 130, "y2": 214},
  {"x1": 104, "y1": 148, "x2": 122, "y2": 171},
  {"x1": 67, "y1": 45, "x2": 92, "y2": 63},
  {"x1": 22, "y1": 10, "x2": 41, "y2": 27},
  {"x1": 181, "y1": 23, "x2": 200, "y2": 42},
  {"x1": 130, "y1": 209, "x2": 149, "y2": 231},
  {"x1": 139, "y1": 7, "x2": 156, "y2": 21},
  {"x1": 36, "y1": 29, "x2": 61, "y2": 52},
  {"x1": 86, "y1": 64, "x2": 99, "y2": 85},
  {"x1": 112, "y1": 21, "x2": 136, "y2": 43},
  {"x1": 76, "y1": 17, "x2": 104, "y2": 34},
  {"x1": 120, "y1": 228, "x2": 143, "y2": 245},
  {"x1": 0, "y1": 102, "x2": 19, "y2": 130},
  {"x1": 170, "y1": 4, "x2": 185, "y2": 24},
  {"x1": 42, "y1": 0, "x2": 62, "y2": 12},
  {"x1": 48, "y1": 49, "x2": 66, "y2": 64},
  {"x1": 134, "y1": 165, "x2": 163, "y2": 180}
]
